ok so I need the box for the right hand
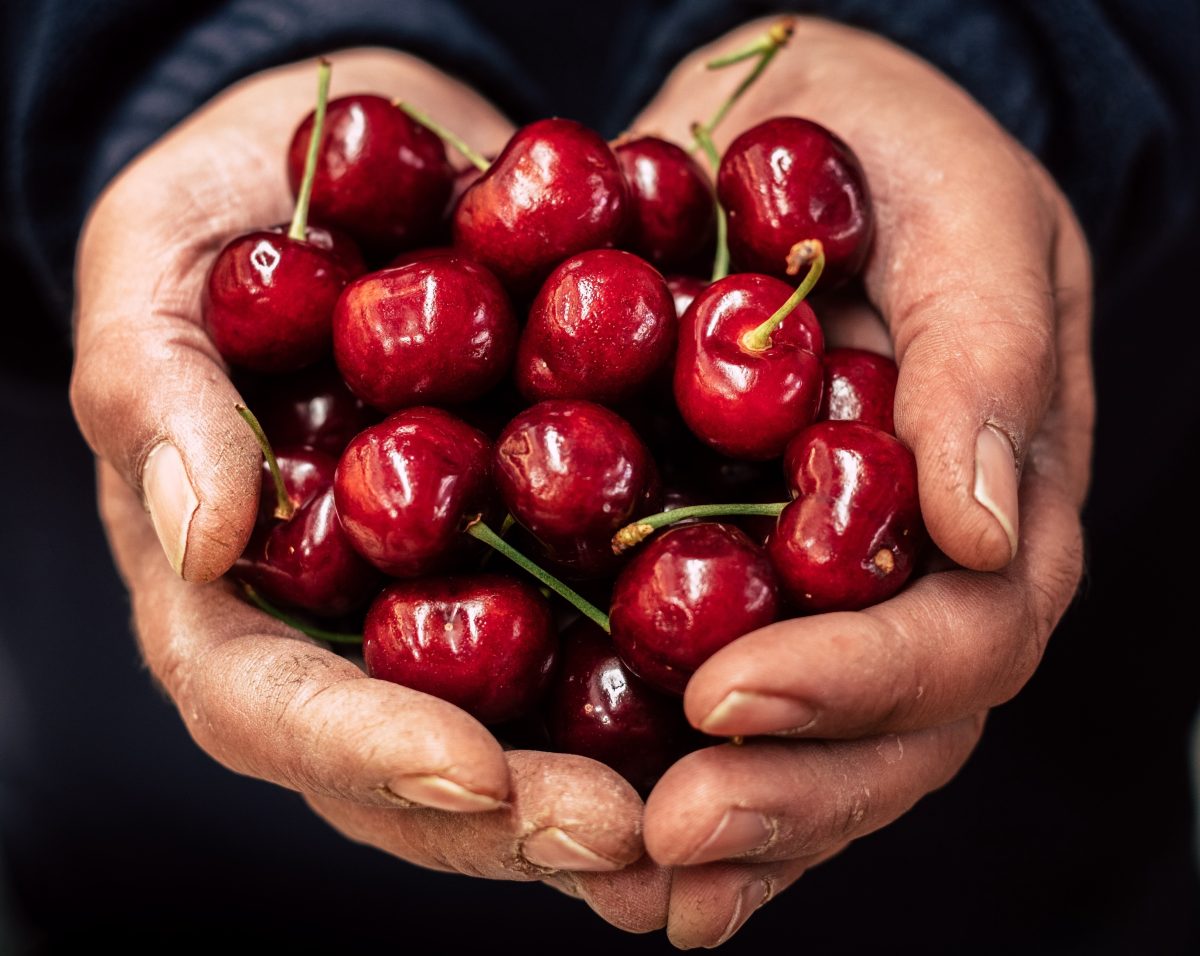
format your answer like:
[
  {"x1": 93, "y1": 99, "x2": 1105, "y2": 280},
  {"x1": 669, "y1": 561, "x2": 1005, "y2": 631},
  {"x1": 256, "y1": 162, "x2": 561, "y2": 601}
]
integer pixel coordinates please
[{"x1": 71, "y1": 50, "x2": 668, "y2": 934}]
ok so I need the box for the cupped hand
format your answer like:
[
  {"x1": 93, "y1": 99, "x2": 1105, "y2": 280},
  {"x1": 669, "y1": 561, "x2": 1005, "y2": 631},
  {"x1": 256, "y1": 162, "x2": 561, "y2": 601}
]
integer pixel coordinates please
[
  {"x1": 71, "y1": 51, "x2": 667, "y2": 933},
  {"x1": 630, "y1": 16, "x2": 1093, "y2": 947}
]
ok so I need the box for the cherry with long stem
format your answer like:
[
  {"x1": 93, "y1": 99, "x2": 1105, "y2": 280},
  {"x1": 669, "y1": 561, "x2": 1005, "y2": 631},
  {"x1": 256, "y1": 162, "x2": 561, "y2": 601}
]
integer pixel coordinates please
[
  {"x1": 289, "y1": 59, "x2": 332, "y2": 241},
  {"x1": 741, "y1": 239, "x2": 825, "y2": 350},
  {"x1": 692, "y1": 123, "x2": 729, "y2": 282},
  {"x1": 396, "y1": 101, "x2": 491, "y2": 172},
  {"x1": 236, "y1": 404, "x2": 295, "y2": 520},
  {"x1": 612, "y1": 502, "x2": 788, "y2": 553},
  {"x1": 465, "y1": 517, "x2": 611, "y2": 632}
]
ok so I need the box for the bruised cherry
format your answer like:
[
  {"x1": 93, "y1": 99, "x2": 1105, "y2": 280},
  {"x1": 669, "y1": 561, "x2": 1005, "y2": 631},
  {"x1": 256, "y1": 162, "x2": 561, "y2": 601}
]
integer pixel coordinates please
[
  {"x1": 364, "y1": 575, "x2": 556, "y2": 724},
  {"x1": 819, "y1": 347, "x2": 898, "y2": 435},
  {"x1": 615, "y1": 136, "x2": 714, "y2": 270}
]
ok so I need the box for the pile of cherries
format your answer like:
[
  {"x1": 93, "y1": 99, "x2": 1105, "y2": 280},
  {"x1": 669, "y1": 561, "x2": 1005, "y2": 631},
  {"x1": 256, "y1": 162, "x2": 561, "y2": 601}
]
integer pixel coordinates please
[{"x1": 206, "y1": 37, "x2": 922, "y2": 793}]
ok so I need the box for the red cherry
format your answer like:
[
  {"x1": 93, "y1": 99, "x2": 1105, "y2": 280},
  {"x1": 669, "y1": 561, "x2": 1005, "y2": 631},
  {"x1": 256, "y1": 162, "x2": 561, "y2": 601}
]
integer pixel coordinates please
[
  {"x1": 333, "y1": 256, "x2": 517, "y2": 412},
  {"x1": 718, "y1": 117, "x2": 873, "y2": 287},
  {"x1": 819, "y1": 347, "x2": 898, "y2": 435},
  {"x1": 385, "y1": 245, "x2": 456, "y2": 269},
  {"x1": 610, "y1": 523, "x2": 780, "y2": 695},
  {"x1": 235, "y1": 447, "x2": 381, "y2": 617},
  {"x1": 615, "y1": 136, "x2": 714, "y2": 270},
  {"x1": 516, "y1": 250, "x2": 675, "y2": 405},
  {"x1": 494, "y1": 400, "x2": 660, "y2": 578},
  {"x1": 452, "y1": 119, "x2": 628, "y2": 291},
  {"x1": 665, "y1": 274, "x2": 709, "y2": 318},
  {"x1": 771, "y1": 420, "x2": 922, "y2": 611},
  {"x1": 287, "y1": 95, "x2": 452, "y2": 252},
  {"x1": 241, "y1": 362, "x2": 377, "y2": 458},
  {"x1": 364, "y1": 575, "x2": 556, "y2": 724},
  {"x1": 268, "y1": 222, "x2": 365, "y2": 275},
  {"x1": 673, "y1": 269, "x2": 824, "y2": 460},
  {"x1": 333, "y1": 407, "x2": 494, "y2": 577},
  {"x1": 544, "y1": 619, "x2": 689, "y2": 793}
]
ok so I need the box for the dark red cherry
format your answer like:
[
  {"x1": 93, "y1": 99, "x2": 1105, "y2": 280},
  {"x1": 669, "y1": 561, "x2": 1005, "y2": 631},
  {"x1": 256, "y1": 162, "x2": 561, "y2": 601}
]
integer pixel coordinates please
[
  {"x1": 718, "y1": 117, "x2": 873, "y2": 287},
  {"x1": 544, "y1": 619, "x2": 688, "y2": 793},
  {"x1": 665, "y1": 274, "x2": 709, "y2": 318},
  {"x1": 771, "y1": 420, "x2": 922, "y2": 611},
  {"x1": 236, "y1": 447, "x2": 381, "y2": 617},
  {"x1": 364, "y1": 575, "x2": 556, "y2": 724},
  {"x1": 267, "y1": 222, "x2": 366, "y2": 275},
  {"x1": 516, "y1": 250, "x2": 675, "y2": 405},
  {"x1": 673, "y1": 272, "x2": 824, "y2": 460},
  {"x1": 287, "y1": 95, "x2": 452, "y2": 252},
  {"x1": 610, "y1": 523, "x2": 780, "y2": 695},
  {"x1": 452, "y1": 118, "x2": 628, "y2": 291},
  {"x1": 203, "y1": 230, "x2": 362, "y2": 373},
  {"x1": 333, "y1": 407, "x2": 494, "y2": 577},
  {"x1": 494, "y1": 400, "x2": 660, "y2": 578},
  {"x1": 615, "y1": 136, "x2": 714, "y2": 270},
  {"x1": 333, "y1": 255, "x2": 517, "y2": 412},
  {"x1": 243, "y1": 362, "x2": 377, "y2": 458},
  {"x1": 819, "y1": 347, "x2": 898, "y2": 435},
  {"x1": 385, "y1": 245, "x2": 456, "y2": 268}
]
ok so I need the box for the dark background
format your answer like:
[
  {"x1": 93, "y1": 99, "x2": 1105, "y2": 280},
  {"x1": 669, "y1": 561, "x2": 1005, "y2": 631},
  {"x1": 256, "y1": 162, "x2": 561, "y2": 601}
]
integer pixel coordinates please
[{"x1": 2, "y1": 1, "x2": 1199, "y2": 952}]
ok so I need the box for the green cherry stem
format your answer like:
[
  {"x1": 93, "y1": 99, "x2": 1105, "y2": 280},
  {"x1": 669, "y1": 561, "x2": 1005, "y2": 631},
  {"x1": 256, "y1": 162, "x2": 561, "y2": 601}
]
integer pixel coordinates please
[
  {"x1": 693, "y1": 18, "x2": 794, "y2": 148},
  {"x1": 740, "y1": 239, "x2": 825, "y2": 352},
  {"x1": 396, "y1": 101, "x2": 491, "y2": 172},
  {"x1": 692, "y1": 123, "x2": 730, "y2": 282},
  {"x1": 235, "y1": 403, "x2": 295, "y2": 521},
  {"x1": 465, "y1": 517, "x2": 611, "y2": 633},
  {"x1": 288, "y1": 58, "x2": 332, "y2": 241},
  {"x1": 612, "y1": 502, "x2": 788, "y2": 554},
  {"x1": 243, "y1": 584, "x2": 363, "y2": 645}
]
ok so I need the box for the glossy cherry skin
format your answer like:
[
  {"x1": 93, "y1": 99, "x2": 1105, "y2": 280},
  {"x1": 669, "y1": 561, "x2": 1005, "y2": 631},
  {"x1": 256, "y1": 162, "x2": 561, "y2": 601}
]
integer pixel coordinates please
[
  {"x1": 771, "y1": 420, "x2": 922, "y2": 612},
  {"x1": 673, "y1": 273, "x2": 824, "y2": 460},
  {"x1": 236, "y1": 448, "x2": 381, "y2": 617},
  {"x1": 516, "y1": 250, "x2": 675, "y2": 405},
  {"x1": 665, "y1": 274, "x2": 708, "y2": 318},
  {"x1": 333, "y1": 407, "x2": 494, "y2": 577},
  {"x1": 494, "y1": 400, "x2": 660, "y2": 579},
  {"x1": 242, "y1": 362, "x2": 377, "y2": 458},
  {"x1": 819, "y1": 347, "x2": 898, "y2": 435},
  {"x1": 610, "y1": 523, "x2": 781, "y2": 695},
  {"x1": 334, "y1": 256, "x2": 517, "y2": 412},
  {"x1": 718, "y1": 117, "x2": 873, "y2": 287},
  {"x1": 615, "y1": 136, "x2": 714, "y2": 270},
  {"x1": 544, "y1": 619, "x2": 688, "y2": 793},
  {"x1": 452, "y1": 118, "x2": 628, "y2": 291},
  {"x1": 268, "y1": 223, "x2": 366, "y2": 275},
  {"x1": 203, "y1": 230, "x2": 362, "y2": 373},
  {"x1": 364, "y1": 575, "x2": 556, "y2": 724},
  {"x1": 287, "y1": 94, "x2": 452, "y2": 252}
]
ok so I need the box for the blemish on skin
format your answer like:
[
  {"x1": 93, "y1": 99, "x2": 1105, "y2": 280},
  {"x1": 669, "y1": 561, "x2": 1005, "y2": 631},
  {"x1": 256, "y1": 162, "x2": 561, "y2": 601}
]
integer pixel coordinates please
[
  {"x1": 873, "y1": 549, "x2": 895, "y2": 574},
  {"x1": 876, "y1": 734, "x2": 904, "y2": 765}
]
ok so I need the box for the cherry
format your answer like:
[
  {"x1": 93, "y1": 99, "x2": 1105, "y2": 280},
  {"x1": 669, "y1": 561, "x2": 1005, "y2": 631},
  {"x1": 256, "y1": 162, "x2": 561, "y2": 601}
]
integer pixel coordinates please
[
  {"x1": 609, "y1": 523, "x2": 780, "y2": 695},
  {"x1": 364, "y1": 575, "x2": 556, "y2": 724},
  {"x1": 718, "y1": 117, "x2": 873, "y2": 287},
  {"x1": 333, "y1": 255, "x2": 517, "y2": 412},
  {"x1": 385, "y1": 245, "x2": 456, "y2": 268},
  {"x1": 665, "y1": 274, "x2": 709, "y2": 318},
  {"x1": 516, "y1": 249, "x2": 675, "y2": 405},
  {"x1": 267, "y1": 222, "x2": 365, "y2": 275},
  {"x1": 615, "y1": 136, "x2": 714, "y2": 270},
  {"x1": 287, "y1": 94, "x2": 451, "y2": 252},
  {"x1": 673, "y1": 241, "x2": 826, "y2": 460},
  {"x1": 333, "y1": 407, "x2": 494, "y2": 577},
  {"x1": 544, "y1": 619, "x2": 689, "y2": 793},
  {"x1": 770, "y1": 420, "x2": 922, "y2": 611},
  {"x1": 241, "y1": 361, "x2": 377, "y2": 458},
  {"x1": 819, "y1": 347, "x2": 898, "y2": 435},
  {"x1": 452, "y1": 118, "x2": 628, "y2": 291},
  {"x1": 494, "y1": 400, "x2": 660, "y2": 578}
]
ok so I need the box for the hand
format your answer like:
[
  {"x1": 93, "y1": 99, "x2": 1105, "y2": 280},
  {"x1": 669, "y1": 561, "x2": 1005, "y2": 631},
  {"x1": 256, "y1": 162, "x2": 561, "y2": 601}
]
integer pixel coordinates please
[
  {"x1": 630, "y1": 17, "x2": 1093, "y2": 946},
  {"x1": 71, "y1": 51, "x2": 668, "y2": 933}
]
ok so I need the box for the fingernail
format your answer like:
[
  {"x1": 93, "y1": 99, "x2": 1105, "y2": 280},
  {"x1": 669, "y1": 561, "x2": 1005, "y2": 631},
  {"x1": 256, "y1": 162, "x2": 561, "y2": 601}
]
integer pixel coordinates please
[
  {"x1": 974, "y1": 424, "x2": 1019, "y2": 560},
  {"x1": 387, "y1": 774, "x2": 504, "y2": 813},
  {"x1": 521, "y1": 827, "x2": 621, "y2": 872},
  {"x1": 711, "y1": 880, "x2": 770, "y2": 948},
  {"x1": 699, "y1": 690, "x2": 816, "y2": 736},
  {"x1": 685, "y1": 808, "x2": 774, "y2": 864},
  {"x1": 142, "y1": 442, "x2": 198, "y2": 576}
]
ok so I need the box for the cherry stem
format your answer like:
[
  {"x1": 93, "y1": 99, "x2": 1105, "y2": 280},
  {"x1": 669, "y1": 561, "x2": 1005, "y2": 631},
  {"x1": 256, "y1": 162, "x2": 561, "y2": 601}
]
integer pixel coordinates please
[
  {"x1": 612, "y1": 502, "x2": 788, "y2": 554},
  {"x1": 235, "y1": 404, "x2": 295, "y2": 521},
  {"x1": 288, "y1": 58, "x2": 332, "y2": 241},
  {"x1": 465, "y1": 518, "x2": 611, "y2": 633},
  {"x1": 396, "y1": 101, "x2": 491, "y2": 172},
  {"x1": 242, "y1": 585, "x2": 362, "y2": 645},
  {"x1": 693, "y1": 18, "x2": 794, "y2": 148},
  {"x1": 692, "y1": 123, "x2": 730, "y2": 282},
  {"x1": 740, "y1": 239, "x2": 825, "y2": 352}
]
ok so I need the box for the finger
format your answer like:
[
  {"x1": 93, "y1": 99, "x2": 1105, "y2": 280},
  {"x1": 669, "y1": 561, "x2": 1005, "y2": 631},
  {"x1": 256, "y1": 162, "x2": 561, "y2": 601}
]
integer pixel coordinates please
[
  {"x1": 549, "y1": 857, "x2": 672, "y2": 934},
  {"x1": 646, "y1": 717, "x2": 983, "y2": 869},
  {"x1": 307, "y1": 750, "x2": 645, "y2": 879},
  {"x1": 100, "y1": 462, "x2": 510, "y2": 810},
  {"x1": 687, "y1": 467, "x2": 1082, "y2": 739}
]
